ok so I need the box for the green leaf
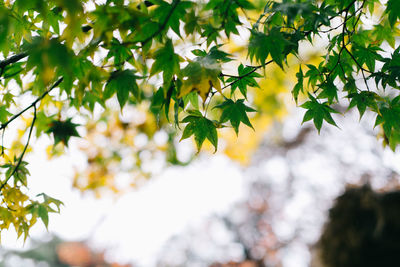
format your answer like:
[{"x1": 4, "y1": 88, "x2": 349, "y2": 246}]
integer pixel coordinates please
[
  {"x1": 215, "y1": 99, "x2": 256, "y2": 135},
  {"x1": 269, "y1": 1, "x2": 313, "y2": 25},
  {"x1": 131, "y1": 20, "x2": 159, "y2": 44},
  {"x1": 248, "y1": 30, "x2": 269, "y2": 65},
  {"x1": 352, "y1": 44, "x2": 383, "y2": 72},
  {"x1": 317, "y1": 78, "x2": 338, "y2": 104},
  {"x1": 183, "y1": 91, "x2": 199, "y2": 110},
  {"x1": 248, "y1": 27, "x2": 292, "y2": 68},
  {"x1": 226, "y1": 64, "x2": 261, "y2": 98},
  {"x1": 305, "y1": 64, "x2": 323, "y2": 88},
  {"x1": 104, "y1": 69, "x2": 139, "y2": 108},
  {"x1": 292, "y1": 66, "x2": 304, "y2": 104},
  {"x1": 105, "y1": 38, "x2": 134, "y2": 66},
  {"x1": 266, "y1": 27, "x2": 290, "y2": 68},
  {"x1": 38, "y1": 204, "x2": 49, "y2": 228},
  {"x1": 13, "y1": 161, "x2": 30, "y2": 186},
  {"x1": 372, "y1": 20, "x2": 398, "y2": 48},
  {"x1": 386, "y1": 0, "x2": 400, "y2": 27},
  {"x1": 180, "y1": 115, "x2": 218, "y2": 152},
  {"x1": 235, "y1": 0, "x2": 254, "y2": 9},
  {"x1": 150, "y1": 87, "x2": 165, "y2": 114},
  {"x1": 300, "y1": 95, "x2": 339, "y2": 133},
  {"x1": 164, "y1": 82, "x2": 176, "y2": 121},
  {"x1": 37, "y1": 193, "x2": 64, "y2": 213},
  {"x1": 35, "y1": 111, "x2": 54, "y2": 137},
  {"x1": 347, "y1": 91, "x2": 380, "y2": 119},
  {"x1": 2, "y1": 62, "x2": 24, "y2": 80},
  {"x1": 152, "y1": 0, "x2": 193, "y2": 37},
  {"x1": 184, "y1": 10, "x2": 201, "y2": 35},
  {"x1": 150, "y1": 39, "x2": 180, "y2": 85},
  {"x1": 206, "y1": 46, "x2": 232, "y2": 63},
  {"x1": 46, "y1": 118, "x2": 80, "y2": 146},
  {"x1": 375, "y1": 104, "x2": 400, "y2": 150},
  {"x1": 0, "y1": 106, "x2": 12, "y2": 124}
]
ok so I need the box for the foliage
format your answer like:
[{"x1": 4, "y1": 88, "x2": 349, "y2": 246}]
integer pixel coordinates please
[{"x1": 0, "y1": 0, "x2": 399, "y2": 239}]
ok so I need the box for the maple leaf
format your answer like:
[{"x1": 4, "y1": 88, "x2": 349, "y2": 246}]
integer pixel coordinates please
[
  {"x1": 300, "y1": 94, "x2": 340, "y2": 133},
  {"x1": 150, "y1": 39, "x2": 180, "y2": 86},
  {"x1": 179, "y1": 58, "x2": 222, "y2": 101},
  {"x1": 386, "y1": 0, "x2": 400, "y2": 27},
  {"x1": 372, "y1": 20, "x2": 399, "y2": 48},
  {"x1": 104, "y1": 69, "x2": 140, "y2": 108},
  {"x1": 105, "y1": 38, "x2": 134, "y2": 66},
  {"x1": 248, "y1": 27, "x2": 291, "y2": 68},
  {"x1": 46, "y1": 118, "x2": 80, "y2": 146},
  {"x1": 352, "y1": 44, "x2": 383, "y2": 72},
  {"x1": 226, "y1": 64, "x2": 262, "y2": 98},
  {"x1": 317, "y1": 78, "x2": 338, "y2": 104},
  {"x1": 152, "y1": 0, "x2": 193, "y2": 37},
  {"x1": 180, "y1": 111, "x2": 218, "y2": 152},
  {"x1": 184, "y1": 10, "x2": 201, "y2": 35},
  {"x1": 347, "y1": 91, "x2": 380, "y2": 119},
  {"x1": 215, "y1": 99, "x2": 256, "y2": 135},
  {"x1": 292, "y1": 66, "x2": 304, "y2": 104},
  {"x1": 374, "y1": 98, "x2": 400, "y2": 150},
  {"x1": 38, "y1": 204, "x2": 49, "y2": 228},
  {"x1": 0, "y1": 106, "x2": 12, "y2": 124}
]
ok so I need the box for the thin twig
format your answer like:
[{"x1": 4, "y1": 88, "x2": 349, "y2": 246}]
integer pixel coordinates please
[
  {"x1": 0, "y1": 106, "x2": 37, "y2": 192},
  {"x1": 123, "y1": 0, "x2": 181, "y2": 47},
  {"x1": 222, "y1": 60, "x2": 273, "y2": 90},
  {"x1": 343, "y1": 46, "x2": 371, "y2": 91},
  {"x1": 0, "y1": 77, "x2": 63, "y2": 192},
  {"x1": 0, "y1": 52, "x2": 28, "y2": 77},
  {"x1": 0, "y1": 77, "x2": 63, "y2": 131},
  {"x1": 0, "y1": 52, "x2": 28, "y2": 69}
]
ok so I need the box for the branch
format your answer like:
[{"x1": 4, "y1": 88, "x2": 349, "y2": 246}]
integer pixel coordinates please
[
  {"x1": 0, "y1": 78, "x2": 63, "y2": 192},
  {"x1": 0, "y1": 52, "x2": 28, "y2": 69},
  {"x1": 222, "y1": 60, "x2": 273, "y2": 90},
  {"x1": 0, "y1": 79, "x2": 62, "y2": 194},
  {"x1": 0, "y1": 52, "x2": 28, "y2": 76},
  {"x1": 302, "y1": 0, "x2": 358, "y2": 37},
  {"x1": 0, "y1": 77, "x2": 63, "y2": 131},
  {"x1": 314, "y1": 1, "x2": 366, "y2": 94},
  {"x1": 343, "y1": 46, "x2": 371, "y2": 90},
  {"x1": 0, "y1": 106, "x2": 37, "y2": 192}
]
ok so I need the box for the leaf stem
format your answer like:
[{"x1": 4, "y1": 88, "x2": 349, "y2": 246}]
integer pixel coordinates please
[{"x1": 222, "y1": 60, "x2": 273, "y2": 90}]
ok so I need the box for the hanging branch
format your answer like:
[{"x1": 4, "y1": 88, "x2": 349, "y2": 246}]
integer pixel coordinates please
[
  {"x1": 0, "y1": 106, "x2": 36, "y2": 192},
  {"x1": 0, "y1": 52, "x2": 28, "y2": 77},
  {"x1": 0, "y1": 77, "x2": 63, "y2": 131},
  {"x1": 0, "y1": 77, "x2": 63, "y2": 192}
]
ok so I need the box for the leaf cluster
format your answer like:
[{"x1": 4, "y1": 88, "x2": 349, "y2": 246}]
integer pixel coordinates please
[{"x1": 0, "y1": 0, "x2": 400, "y2": 238}]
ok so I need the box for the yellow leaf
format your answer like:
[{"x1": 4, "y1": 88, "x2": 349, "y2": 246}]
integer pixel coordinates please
[
  {"x1": 179, "y1": 60, "x2": 222, "y2": 101},
  {"x1": 180, "y1": 77, "x2": 211, "y2": 102}
]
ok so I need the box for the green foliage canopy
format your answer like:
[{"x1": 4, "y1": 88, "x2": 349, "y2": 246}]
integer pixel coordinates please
[{"x1": 0, "y1": 0, "x2": 399, "y2": 239}]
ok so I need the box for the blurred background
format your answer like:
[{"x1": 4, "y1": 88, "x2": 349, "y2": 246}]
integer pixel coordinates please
[{"x1": 1, "y1": 98, "x2": 399, "y2": 267}]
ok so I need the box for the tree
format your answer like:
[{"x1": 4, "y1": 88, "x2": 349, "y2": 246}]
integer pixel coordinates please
[
  {"x1": 0, "y1": 0, "x2": 399, "y2": 239},
  {"x1": 317, "y1": 185, "x2": 400, "y2": 267}
]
